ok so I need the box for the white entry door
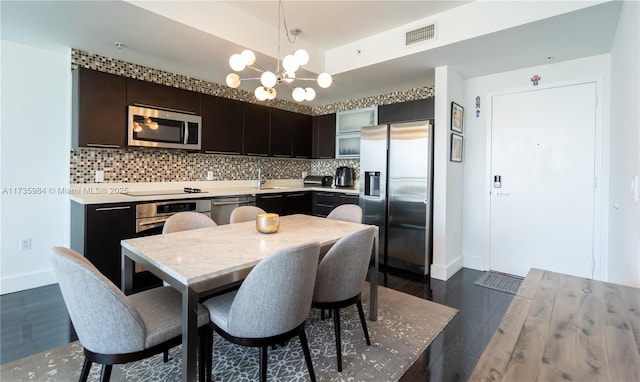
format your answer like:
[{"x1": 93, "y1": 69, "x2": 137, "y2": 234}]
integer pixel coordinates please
[{"x1": 489, "y1": 82, "x2": 597, "y2": 278}]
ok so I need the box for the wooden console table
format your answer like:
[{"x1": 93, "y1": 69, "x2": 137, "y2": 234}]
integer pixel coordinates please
[{"x1": 470, "y1": 268, "x2": 640, "y2": 381}]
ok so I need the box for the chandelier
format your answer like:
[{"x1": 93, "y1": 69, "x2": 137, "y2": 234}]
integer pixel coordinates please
[{"x1": 225, "y1": 0, "x2": 332, "y2": 102}]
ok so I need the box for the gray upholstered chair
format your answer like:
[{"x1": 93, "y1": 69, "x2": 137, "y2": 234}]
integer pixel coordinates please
[
  {"x1": 50, "y1": 246, "x2": 210, "y2": 382},
  {"x1": 326, "y1": 204, "x2": 363, "y2": 223},
  {"x1": 229, "y1": 205, "x2": 266, "y2": 224},
  {"x1": 162, "y1": 211, "x2": 216, "y2": 234},
  {"x1": 202, "y1": 242, "x2": 321, "y2": 382},
  {"x1": 312, "y1": 226, "x2": 376, "y2": 372}
]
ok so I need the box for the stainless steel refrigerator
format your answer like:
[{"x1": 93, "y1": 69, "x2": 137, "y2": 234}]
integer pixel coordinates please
[{"x1": 359, "y1": 120, "x2": 433, "y2": 275}]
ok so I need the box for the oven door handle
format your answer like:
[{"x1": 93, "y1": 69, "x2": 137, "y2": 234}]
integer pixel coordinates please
[{"x1": 137, "y1": 217, "x2": 169, "y2": 233}]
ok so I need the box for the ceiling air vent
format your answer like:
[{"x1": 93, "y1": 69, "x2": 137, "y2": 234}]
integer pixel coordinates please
[{"x1": 405, "y1": 23, "x2": 436, "y2": 46}]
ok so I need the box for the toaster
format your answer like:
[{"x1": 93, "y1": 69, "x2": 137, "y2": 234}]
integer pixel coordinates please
[{"x1": 303, "y1": 175, "x2": 334, "y2": 187}]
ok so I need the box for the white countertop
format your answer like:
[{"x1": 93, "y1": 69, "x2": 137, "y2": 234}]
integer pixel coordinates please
[{"x1": 69, "y1": 180, "x2": 358, "y2": 205}]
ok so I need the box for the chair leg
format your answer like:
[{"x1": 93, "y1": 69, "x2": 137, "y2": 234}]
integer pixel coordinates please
[
  {"x1": 299, "y1": 329, "x2": 317, "y2": 382},
  {"x1": 321, "y1": 308, "x2": 325, "y2": 320},
  {"x1": 99, "y1": 364, "x2": 112, "y2": 382},
  {"x1": 206, "y1": 327, "x2": 213, "y2": 382},
  {"x1": 79, "y1": 358, "x2": 92, "y2": 382},
  {"x1": 333, "y1": 308, "x2": 342, "y2": 372},
  {"x1": 163, "y1": 349, "x2": 169, "y2": 362},
  {"x1": 356, "y1": 299, "x2": 371, "y2": 346},
  {"x1": 199, "y1": 329, "x2": 207, "y2": 382},
  {"x1": 260, "y1": 346, "x2": 268, "y2": 382}
]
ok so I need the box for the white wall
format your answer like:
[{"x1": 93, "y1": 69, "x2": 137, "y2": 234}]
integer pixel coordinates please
[
  {"x1": 462, "y1": 54, "x2": 612, "y2": 280},
  {"x1": 0, "y1": 41, "x2": 71, "y2": 294},
  {"x1": 431, "y1": 66, "x2": 465, "y2": 280},
  {"x1": 607, "y1": 0, "x2": 640, "y2": 287}
]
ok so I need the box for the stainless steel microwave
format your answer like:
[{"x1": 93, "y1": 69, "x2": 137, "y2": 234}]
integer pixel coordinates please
[{"x1": 128, "y1": 105, "x2": 202, "y2": 150}]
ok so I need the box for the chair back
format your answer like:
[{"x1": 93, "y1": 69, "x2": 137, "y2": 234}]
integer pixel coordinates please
[
  {"x1": 162, "y1": 211, "x2": 216, "y2": 234},
  {"x1": 227, "y1": 242, "x2": 321, "y2": 338},
  {"x1": 313, "y1": 227, "x2": 376, "y2": 303},
  {"x1": 50, "y1": 247, "x2": 147, "y2": 354},
  {"x1": 229, "y1": 205, "x2": 266, "y2": 224},
  {"x1": 326, "y1": 204, "x2": 362, "y2": 223}
]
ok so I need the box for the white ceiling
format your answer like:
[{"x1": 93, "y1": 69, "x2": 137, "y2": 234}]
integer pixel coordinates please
[{"x1": 0, "y1": 1, "x2": 623, "y2": 106}]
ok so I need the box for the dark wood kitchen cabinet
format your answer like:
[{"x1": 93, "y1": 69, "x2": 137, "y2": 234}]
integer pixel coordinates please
[
  {"x1": 70, "y1": 201, "x2": 160, "y2": 293},
  {"x1": 243, "y1": 103, "x2": 271, "y2": 156},
  {"x1": 312, "y1": 113, "x2": 336, "y2": 159},
  {"x1": 72, "y1": 67, "x2": 127, "y2": 148},
  {"x1": 378, "y1": 98, "x2": 434, "y2": 124},
  {"x1": 284, "y1": 192, "x2": 312, "y2": 215},
  {"x1": 201, "y1": 95, "x2": 244, "y2": 155},
  {"x1": 255, "y1": 193, "x2": 284, "y2": 215},
  {"x1": 126, "y1": 78, "x2": 201, "y2": 114},
  {"x1": 270, "y1": 109, "x2": 312, "y2": 158},
  {"x1": 312, "y1": 191, "x2": 359, "y2": 217}
]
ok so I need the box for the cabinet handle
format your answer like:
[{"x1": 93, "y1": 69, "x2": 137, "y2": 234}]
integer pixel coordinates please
[
  {"x1": 212, "y1": 199, "x2": 253, "y2": 206},
  {"x1": 316, "y1": 203, "x2": 334, "y2": 208},
  {"x1": 247, "y1": 153, "x2": 268, "y2": 157},
  {"x1": 317, "y1": 193, "x2": 335, "y2": 197},
  {"x1": 319, "y1": 156, "x2": 333, "y2": 159},
  {"x1": 295, "y1": 156, "x2": 309, "y2": 159},
  {"x1": 260, "y1": 195, "x2": 282, "y2": 199},
  {"x1": 95, "y1": 206, "x2": 131, "y2": 212},
  {"x1": 287, "y1": 193, "x2": 305, "y2": 197},
  {"x1": 205, "y1": 150, "x2": 241, "y2": 155},
  {"x1": 87, "y1": 143, "x2": 120, "y2": 149}
]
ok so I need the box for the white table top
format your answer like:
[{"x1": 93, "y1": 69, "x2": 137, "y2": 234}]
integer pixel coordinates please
[{"x1": 121, "y1": 214, "x2": 372, "y2": 286}]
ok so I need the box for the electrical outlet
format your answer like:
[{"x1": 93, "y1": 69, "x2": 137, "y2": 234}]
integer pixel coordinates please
[
  {"x1": 95, "y1": 170, "x2": 104, "y2": 183},
  {"x1": 19, "y1": 237, "x2": 31, "y2": 251},
  {"x1": 207, "y1": 171, "x2": 214, "y2": 181}
]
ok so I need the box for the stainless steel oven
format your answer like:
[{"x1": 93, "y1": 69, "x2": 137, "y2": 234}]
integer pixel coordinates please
[{"x1": 135, "y1": 199, "x2": 212, "y2": 235}]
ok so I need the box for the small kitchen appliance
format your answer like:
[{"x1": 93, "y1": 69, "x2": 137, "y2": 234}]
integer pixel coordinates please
[
  {"x1": 303, "y1": 175, "x2": 334, "y2": 187},
  {"x1": 334, "y1": 166, "x2": 354, "y2": 188}
]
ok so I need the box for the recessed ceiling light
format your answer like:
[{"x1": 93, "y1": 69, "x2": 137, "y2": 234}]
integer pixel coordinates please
[
  {"x1": 546, "y1": 56, "x2": 553, "y2": 61},
  {"x1": 114, "y1": 42, "x2": 126, "y2": 49}
]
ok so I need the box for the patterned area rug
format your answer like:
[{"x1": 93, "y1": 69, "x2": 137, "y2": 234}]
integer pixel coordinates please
[
  {"x1": 1, "y1": 285, "x2": 457, "y2": 382},
  {"x1": 474, "y1": 271, "x2": 524, "y2": 295}
]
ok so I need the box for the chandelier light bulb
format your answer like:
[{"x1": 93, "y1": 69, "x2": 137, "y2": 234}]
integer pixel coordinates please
[
  {"x1": 283, "y1": 71, "x2": 296, "y2": 83},
  {"x1": 282, "y1": 55, "x2": 299, "y2": 73},
  {"x1": 304, "y1": 87, "x2": 316, "y2": 101},
  {"x1": 229, "y1": 54, "x2": 246, "y2": 71},
  {"x1": 133, "y1": 122, "x2": 142, "y2": 133},
  {"x1": 226, "y1": 73, "x2": 241, "y2": 88},
  {"x1": 255, "y1": 86, "x2": 268, "y2": 101},
  {"x1": 292, "y1": 87, "x2": 306, "y2": 102},
  {"x1": 317, "y1": 72, "x2": 333, "y2": 88},
  {"x1": 241, "y1": 49, "x2": 256, "y2": 66},
  {"x1": 260, "y1": 71, "x2": 277, "y2": 88},
  {"x1": 294, "y1": 49, "x2": 309, "y2": 66}
]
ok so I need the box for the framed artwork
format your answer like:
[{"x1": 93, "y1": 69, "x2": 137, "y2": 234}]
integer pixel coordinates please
[
  {"x1": 451, "y1": 102, "x2": 464, "y2": 133},
  {"x1": 450, "y1": 133, "x2": 463, "y2": 162}
]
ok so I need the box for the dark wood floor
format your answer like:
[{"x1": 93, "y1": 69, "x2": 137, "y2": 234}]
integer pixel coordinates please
[{"x1": 1, "y1": 267, "x2": 513, "y2": 381}]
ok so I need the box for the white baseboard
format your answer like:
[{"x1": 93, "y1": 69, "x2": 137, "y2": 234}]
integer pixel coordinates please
[
  {"x1": 430, "y1": 255, "x2": 463, "y2": 281},
  {"x1": 0, "y1": 269, "x2": 57, "y2": 295}
]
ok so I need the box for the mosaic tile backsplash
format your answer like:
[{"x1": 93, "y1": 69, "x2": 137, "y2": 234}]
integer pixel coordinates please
[
  {"x1": 70, "y1": 148, "x2": 359, "y2": 184},
  {"x1": 70, "y1": 49, "x2": 429, "y2": 184}
]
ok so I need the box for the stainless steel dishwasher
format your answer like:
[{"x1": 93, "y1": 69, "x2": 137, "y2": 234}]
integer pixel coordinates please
[{"x1": 211, "y1": 195, "x2": 256, "y2": 224}]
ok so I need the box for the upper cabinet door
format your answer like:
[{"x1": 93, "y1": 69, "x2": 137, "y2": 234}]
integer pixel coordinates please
[
  {"x1": 126, "y1": 78, "x2": 200, "y2": 114},
  {"x1": 291, "y1": 113, "x2": 312, "y2": 158},
  {"x1": 243, "y1": 103, "x2": 271, "y2": 156},
  {"x1": 201, "y1": 95, "x2": 243, "y2": 155},
  {"x1": 72, "y1": 68, "x2": 127, "y2": 148},
  {"x1": 269, "y1": 108, "x2": 293, "y2": 157},
  {"x1": 378, "y1": 98, "x2": 434, "y2": 124},
  {"x1": 312, "y1": 113, "x2": 336, "y2": 159}
]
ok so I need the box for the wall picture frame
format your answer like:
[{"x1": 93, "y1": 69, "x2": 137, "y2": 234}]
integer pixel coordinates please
[
  {"x1": 450, "y1": 133, "x2": 463, "y2": 162},
  {"x1": 451, "y1": 102, "x2": 464, "y2": 133}
]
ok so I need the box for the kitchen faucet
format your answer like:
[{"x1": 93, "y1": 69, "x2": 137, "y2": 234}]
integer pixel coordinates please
[{"x1": 257, "y1": 168, "x2": 267, "y2": 188}]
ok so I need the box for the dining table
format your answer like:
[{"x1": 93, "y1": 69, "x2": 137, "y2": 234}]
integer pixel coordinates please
[{"x1": 120, "y1": 214, "x2": 379, "y2": 382}]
